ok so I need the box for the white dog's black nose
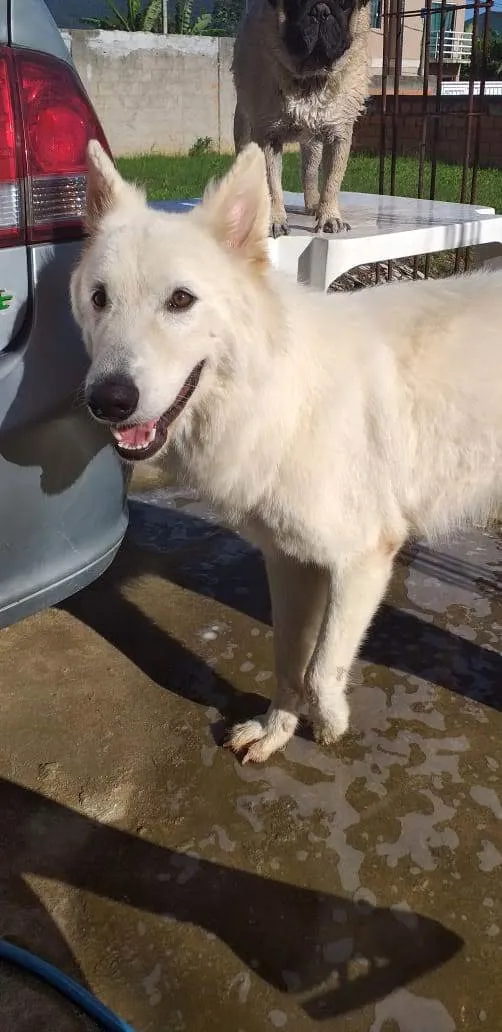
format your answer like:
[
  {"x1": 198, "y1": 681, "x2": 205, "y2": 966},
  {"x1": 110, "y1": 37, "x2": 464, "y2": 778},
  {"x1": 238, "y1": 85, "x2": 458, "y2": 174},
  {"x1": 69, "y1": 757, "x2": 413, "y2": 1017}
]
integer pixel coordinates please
[{"x1": 86, "y1": 376, "x2": 139, "y2": 423}]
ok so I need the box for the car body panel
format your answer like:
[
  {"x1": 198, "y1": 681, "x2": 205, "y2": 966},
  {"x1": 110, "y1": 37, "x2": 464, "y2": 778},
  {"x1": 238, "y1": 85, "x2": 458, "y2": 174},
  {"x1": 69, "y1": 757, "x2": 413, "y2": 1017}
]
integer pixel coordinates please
[
  {"x1": 0, "y1": 1, "x2": 7, "y2": 42},
  {"x1": 0, "y1": 1, "x2": 128, "y2": 629},
  {"x1": 10, "y1": 0, "x2": 73, "y2": 65},
  {"x1": 0, "y1": 249, "x2": 29, "y2": 353}
]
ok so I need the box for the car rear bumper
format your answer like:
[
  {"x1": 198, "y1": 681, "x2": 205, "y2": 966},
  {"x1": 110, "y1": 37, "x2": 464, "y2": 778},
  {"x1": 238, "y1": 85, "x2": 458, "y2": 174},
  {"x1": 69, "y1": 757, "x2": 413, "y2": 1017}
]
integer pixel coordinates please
[
  {"x1": 0, "y1": 406, "x2": 129, "y2": 629},
  {"x1": 0, "y1": 535, "x2": 124, "y2": 628}
]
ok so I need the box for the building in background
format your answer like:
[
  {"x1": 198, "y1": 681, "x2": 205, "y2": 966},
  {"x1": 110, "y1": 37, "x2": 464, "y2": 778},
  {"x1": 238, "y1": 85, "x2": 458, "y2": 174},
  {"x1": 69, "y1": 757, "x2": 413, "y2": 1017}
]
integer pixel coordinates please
[{"x1": 369, "y1": 0, "x2": 470, "y2": 84}]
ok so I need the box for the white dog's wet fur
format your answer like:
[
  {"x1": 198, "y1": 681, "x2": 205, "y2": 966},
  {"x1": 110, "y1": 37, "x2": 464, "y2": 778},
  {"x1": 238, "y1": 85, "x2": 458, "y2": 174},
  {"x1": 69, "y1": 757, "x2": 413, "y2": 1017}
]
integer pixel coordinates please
[{"x1": 72, "y1": 140, "x2": 502, "y2": 763}]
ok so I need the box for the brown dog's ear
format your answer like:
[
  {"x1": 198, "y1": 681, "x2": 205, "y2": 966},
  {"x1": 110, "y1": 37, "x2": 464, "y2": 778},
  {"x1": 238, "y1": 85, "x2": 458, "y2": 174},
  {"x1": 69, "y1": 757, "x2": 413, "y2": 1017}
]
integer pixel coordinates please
[
  {"x1": 194, "y1": 144, "x2": 270, "y2": 271},
  {"x1": 85, "y1": 139, "x2": 145, "y2": 234}
]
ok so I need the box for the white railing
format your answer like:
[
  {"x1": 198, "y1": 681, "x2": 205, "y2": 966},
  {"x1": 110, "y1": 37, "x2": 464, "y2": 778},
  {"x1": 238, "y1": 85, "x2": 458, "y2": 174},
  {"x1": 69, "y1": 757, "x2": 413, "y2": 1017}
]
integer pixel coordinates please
[
  {"x1": 441, "y1": 80, "x2": 502, "y2": 95},
  {"x1": 429, "y1": 30, "x2": 472, "y2": 63}
]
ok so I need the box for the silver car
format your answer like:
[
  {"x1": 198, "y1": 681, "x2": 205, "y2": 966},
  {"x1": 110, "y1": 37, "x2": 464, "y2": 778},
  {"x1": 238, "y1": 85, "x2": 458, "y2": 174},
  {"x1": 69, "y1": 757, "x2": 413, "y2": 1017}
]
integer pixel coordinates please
[{"x1": 0, "y1": 0, "x2": 128, "y2": 628}]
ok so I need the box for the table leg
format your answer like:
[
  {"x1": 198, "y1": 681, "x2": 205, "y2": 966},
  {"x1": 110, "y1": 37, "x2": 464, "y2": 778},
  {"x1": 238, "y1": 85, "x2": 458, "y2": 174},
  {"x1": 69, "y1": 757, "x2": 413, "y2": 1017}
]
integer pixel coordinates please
[
  {"x1": 297, "y1": 238, "x2": 330, "y2": 289},
  {"x1": 297, "y1": 237, "x2": 363, "y2": 291},
  {"x1": 293, "y1": 231, "x2": 502, "y2": 294},
  {"x1": 473, "y1": 242, "x2": 502, "y2": 272}
]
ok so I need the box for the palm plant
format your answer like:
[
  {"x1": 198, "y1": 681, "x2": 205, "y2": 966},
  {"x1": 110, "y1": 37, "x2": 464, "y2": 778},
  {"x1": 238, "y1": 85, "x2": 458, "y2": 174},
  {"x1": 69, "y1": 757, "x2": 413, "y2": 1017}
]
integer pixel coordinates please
[
  {"x1": 82, "y1": 0, "x2": 163, "y2": 32},
  {"x1": 169, "y1": 0, "x2": 213, "y2": 34},
  {"x1": 82, "y1": 0, "x2": 213, "y2": 34},
  {"x1": 211, "y1": 0, "x2": 244, "y2": 36}
]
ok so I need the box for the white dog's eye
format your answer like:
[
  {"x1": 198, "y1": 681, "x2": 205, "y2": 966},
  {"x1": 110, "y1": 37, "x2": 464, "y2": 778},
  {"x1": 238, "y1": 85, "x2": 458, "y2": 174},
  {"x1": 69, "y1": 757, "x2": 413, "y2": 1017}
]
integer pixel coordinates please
[
  {"x1": 168, "y1": 288, "x2": 196, "y2": 312},
  {"x1": 91, "y1": 286, "x2": 107, "y2": 310}
]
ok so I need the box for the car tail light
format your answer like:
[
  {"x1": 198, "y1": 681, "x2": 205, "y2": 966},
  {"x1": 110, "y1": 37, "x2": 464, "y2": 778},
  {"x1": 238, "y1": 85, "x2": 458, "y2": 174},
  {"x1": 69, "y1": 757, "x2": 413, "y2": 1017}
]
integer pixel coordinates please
[
  {"x1": 0, "y1": 44, "x2": 111, "y2": 248},
  {"x1": 0, "y1": 50, "x2": 22, "y2": 246}
]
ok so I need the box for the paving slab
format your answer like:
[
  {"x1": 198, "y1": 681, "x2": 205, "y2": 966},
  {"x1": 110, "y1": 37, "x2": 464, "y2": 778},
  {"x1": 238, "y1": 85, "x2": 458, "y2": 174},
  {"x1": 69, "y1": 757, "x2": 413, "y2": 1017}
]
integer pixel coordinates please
[{"x1": 0, "y1": 491, "x2": 501, "y2": 1032}]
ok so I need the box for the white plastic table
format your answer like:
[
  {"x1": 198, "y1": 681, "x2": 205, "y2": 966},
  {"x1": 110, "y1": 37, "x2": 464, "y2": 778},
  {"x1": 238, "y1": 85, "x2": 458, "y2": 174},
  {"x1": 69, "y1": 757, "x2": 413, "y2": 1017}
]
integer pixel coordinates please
[{"x1": 152, "y1": 191, "x2": 502, "y2": 292}]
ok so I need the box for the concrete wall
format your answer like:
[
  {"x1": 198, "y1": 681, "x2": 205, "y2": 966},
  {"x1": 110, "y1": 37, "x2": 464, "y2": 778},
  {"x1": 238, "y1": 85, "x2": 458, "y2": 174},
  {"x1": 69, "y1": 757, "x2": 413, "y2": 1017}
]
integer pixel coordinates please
[{"x1": 66, "y1": 30, "x2": 236, "y2": 155}]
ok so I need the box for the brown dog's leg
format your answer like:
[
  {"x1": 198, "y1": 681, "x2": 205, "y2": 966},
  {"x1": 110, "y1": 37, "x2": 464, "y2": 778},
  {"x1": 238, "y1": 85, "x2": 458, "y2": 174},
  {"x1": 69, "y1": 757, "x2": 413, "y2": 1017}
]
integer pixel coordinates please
[
  {"x1": 235, "y1": 119, "x2": 288, "y2": 236},
  {"x1": 315, "y1": 134, "x2": 353, "y2": 233},
  {"x1": 301, "y1": 139, "x2": 322, "y2": 216},
  {"x1": 262, "y1": 138, "x2": 289, "y2": 238},
  {"x1": 234, "y1": 104, "x2": 251, "y2": 153}
]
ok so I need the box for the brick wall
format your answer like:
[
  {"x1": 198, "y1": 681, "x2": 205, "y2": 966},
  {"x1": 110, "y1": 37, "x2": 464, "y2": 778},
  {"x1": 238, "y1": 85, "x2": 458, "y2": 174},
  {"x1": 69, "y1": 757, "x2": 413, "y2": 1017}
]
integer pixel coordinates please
[{"x1": 353, "y1": 95, "x2": 502, "y2": 169}]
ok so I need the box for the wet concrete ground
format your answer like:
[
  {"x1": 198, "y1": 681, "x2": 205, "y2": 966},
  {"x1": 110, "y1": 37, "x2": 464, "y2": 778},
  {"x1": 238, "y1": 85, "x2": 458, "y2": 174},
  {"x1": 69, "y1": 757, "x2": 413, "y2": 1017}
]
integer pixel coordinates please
[{"x1": 0, "y1": 489, "x2": 501, "y2": 1032}]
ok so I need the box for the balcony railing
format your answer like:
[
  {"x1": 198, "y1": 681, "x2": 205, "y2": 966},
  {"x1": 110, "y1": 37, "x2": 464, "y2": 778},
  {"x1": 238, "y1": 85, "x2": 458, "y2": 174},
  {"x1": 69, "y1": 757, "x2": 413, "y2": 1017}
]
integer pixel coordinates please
[
  {"x1": 429, "y1": 30, "x2": 472, "y2": 63},
  {"x1": 441, "y1": 80, "x2": 502, "y2": 95}
]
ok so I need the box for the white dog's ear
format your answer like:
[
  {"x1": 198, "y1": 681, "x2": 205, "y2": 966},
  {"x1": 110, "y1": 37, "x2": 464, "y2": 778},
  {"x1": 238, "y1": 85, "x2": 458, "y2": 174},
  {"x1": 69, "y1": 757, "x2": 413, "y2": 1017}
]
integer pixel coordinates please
[
  {"x1": 85, "y1": 139, "x2": 145, "y2": 233},
  {"x1": 195, "y1": 144, "x2": 270, "y2": 269}
]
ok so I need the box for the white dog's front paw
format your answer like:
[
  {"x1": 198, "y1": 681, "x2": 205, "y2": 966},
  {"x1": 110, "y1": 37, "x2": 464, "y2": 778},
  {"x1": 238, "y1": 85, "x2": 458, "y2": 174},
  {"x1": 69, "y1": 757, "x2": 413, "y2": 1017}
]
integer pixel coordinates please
[
  {"x1": 225, "y1": 708, "x2": 298, "y2": 764},
  {"x1": 225, "y1": 719, "x2": 281, "y2": 764},
  {"x1": 226, "y1": 717, "x2": 264, "y2": 750},
  {"x1": 310, "y1": 694, "x2": 350, "y2": 747}
]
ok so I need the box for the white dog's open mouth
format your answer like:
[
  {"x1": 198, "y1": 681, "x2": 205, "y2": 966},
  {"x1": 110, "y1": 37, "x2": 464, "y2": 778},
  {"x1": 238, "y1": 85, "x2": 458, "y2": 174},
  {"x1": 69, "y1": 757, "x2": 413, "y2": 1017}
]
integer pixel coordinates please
[{"x1": 110, "y1": 361, "x2": 205, "y2": 462}]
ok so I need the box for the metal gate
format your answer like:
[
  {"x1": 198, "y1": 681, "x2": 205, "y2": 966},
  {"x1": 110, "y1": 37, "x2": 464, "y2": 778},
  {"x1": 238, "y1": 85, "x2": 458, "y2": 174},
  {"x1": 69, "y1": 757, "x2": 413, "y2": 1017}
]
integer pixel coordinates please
[{"x1": 376, "y1": 0, "x2": 494, "y2": 281}]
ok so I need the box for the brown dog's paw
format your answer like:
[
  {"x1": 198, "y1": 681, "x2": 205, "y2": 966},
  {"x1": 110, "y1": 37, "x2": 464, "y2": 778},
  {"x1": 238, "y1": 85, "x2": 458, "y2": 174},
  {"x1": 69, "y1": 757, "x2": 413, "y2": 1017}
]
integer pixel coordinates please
[
  {"x1": 314, "y1": 215, "x2": 351, "y2": 234},
  {"x1": 270, "y1": 220, "x2": 290, "y2": 238},
  {"x1": 304, "y1": 196, "x2": 320, "y2": 217}
]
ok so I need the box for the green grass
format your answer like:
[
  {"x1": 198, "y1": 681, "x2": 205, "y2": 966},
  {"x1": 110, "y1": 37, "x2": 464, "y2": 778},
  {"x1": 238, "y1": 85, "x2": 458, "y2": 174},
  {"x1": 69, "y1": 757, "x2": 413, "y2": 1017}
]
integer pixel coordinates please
[{"x1": 116, "y1": 151, "x2": 502, "y2": 212}]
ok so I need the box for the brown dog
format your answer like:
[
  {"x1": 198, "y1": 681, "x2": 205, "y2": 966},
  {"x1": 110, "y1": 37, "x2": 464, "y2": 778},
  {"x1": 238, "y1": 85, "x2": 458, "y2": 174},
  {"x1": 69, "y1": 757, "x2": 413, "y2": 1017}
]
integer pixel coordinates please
[{"x1": 232, "y1": 0, "x2": 371, "y2": 236}]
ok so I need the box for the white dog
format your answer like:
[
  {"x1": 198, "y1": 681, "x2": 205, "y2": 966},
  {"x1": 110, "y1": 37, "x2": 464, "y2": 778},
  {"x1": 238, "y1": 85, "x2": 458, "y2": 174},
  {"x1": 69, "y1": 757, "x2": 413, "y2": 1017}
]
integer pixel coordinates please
[{"x1": 71, "y1": 140, "x2": 502, "y2": 764}]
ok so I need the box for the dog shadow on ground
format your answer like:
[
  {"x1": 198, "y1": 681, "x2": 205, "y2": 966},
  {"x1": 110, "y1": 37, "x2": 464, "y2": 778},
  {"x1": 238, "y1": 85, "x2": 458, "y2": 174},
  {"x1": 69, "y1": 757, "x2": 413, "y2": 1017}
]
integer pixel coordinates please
[
  {"x1": 0, "y1": 778, "x2": 462, "y2": 1024},
  {"x1": 26, "y1": 499, "x2": 482, "y2": 1022},
  {"x1": 63, "y1": 500, "x2": 502, "y2": 722}
]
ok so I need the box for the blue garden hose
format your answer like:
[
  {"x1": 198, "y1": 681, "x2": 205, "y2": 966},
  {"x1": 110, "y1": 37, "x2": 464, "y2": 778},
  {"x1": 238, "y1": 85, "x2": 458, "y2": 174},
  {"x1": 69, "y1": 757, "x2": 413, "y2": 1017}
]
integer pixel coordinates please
[{"x1": 0, "y1": 939, "x2": 136, "y2": 1031}]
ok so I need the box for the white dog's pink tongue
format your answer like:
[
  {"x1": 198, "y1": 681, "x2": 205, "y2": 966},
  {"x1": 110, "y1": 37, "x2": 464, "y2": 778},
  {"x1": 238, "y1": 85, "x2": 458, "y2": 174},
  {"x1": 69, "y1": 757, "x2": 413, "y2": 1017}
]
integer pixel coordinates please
[{"x1": 112, "y1": 420, "x2": 157, "y2": 449}]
